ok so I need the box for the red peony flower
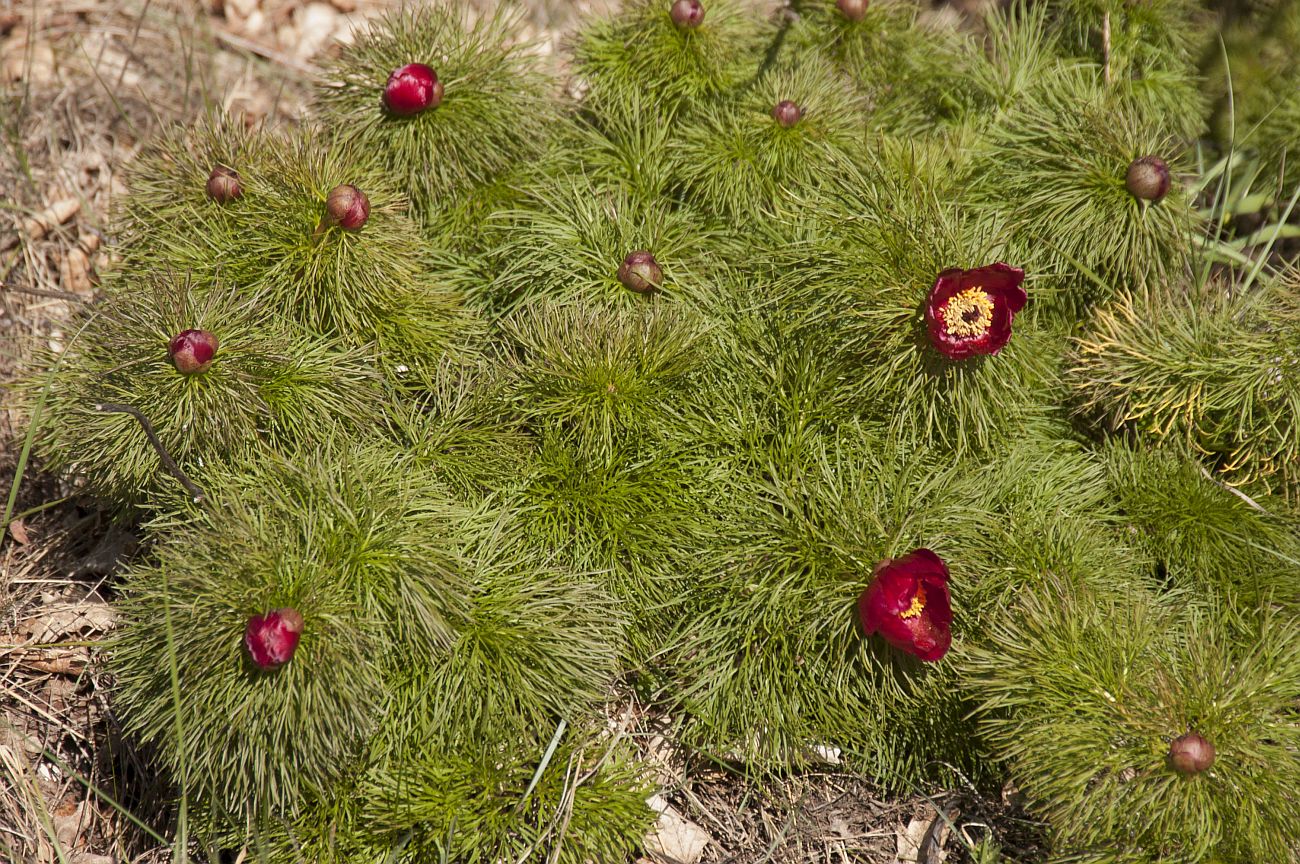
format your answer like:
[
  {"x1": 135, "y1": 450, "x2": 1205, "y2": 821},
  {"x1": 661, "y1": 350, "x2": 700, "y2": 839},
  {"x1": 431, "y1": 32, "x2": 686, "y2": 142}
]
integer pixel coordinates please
[
  {"x1": 923, "y1": 263, "x2": 1027, "y2": 360},
  {"x1": 383, "y1": 63, "x2": 442, "y2": 116},
  {"x1": 245, "y1": 607, "x2": 304, "y2": 670},
  {"x1": 858, "y1": 549, "x2": 952, "y2": 662}
]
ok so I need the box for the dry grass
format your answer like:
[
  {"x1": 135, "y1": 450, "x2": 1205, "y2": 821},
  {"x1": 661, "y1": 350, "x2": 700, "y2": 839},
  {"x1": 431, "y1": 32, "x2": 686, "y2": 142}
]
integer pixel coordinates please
[{"x1": 0, "y1": 1, "x2": 360, "y2": 858}]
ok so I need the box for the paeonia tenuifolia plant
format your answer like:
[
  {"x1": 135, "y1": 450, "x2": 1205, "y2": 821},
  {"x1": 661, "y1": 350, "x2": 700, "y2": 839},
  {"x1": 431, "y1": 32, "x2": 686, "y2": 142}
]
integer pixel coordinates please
[{"x1": 18, "y1": 0, "x2": 1300, "y2": 860}]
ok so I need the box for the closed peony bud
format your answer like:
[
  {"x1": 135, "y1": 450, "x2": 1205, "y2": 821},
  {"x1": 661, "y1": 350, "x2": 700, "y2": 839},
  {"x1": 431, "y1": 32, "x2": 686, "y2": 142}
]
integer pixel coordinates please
[
  {"x1": 670, "y1": 0, "x2": 705, "y2": 28},
  {"x1": 1126, "y1": 156, "x2": 1171, "y2": 203},
  {"x1": 168, "y1": 329, "x2": 219, "y2": 375},
  {"x1": 617, "y1": 251, "x2": 663, "y2": 294},
  {"x1": 772, "y1": 100, "x2": 802, "y2": 128},
  {"x1": 1168, "y1": 732, "x2": 1215, "y2": 775},
  {"x1": 325, "y1": 184, "x2": 370, "y2": 231},
  {"x1": 245, "y1": 607, "x2": 304, "y2": 670},
  {"x1": 206, "y1": 166, "x2": 242, "y2": 204},
  {"x1": 383, "y1": 63, "x2": 442, "y2": 115},
  {"x1": 837, "y1": 0, "x2": 869, "y2": 20}
]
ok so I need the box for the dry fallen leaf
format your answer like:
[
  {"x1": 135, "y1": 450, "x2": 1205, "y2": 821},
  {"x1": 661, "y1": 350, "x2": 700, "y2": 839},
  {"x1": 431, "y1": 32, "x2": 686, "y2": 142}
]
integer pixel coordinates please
[
  {"x1": 53, "y1": 797, "x2": 88, "y2": 853},
  {"x1": 895, "y1": 805, "x2": 960, "y2": 864},
  {"x1": 24, "y1": 647, "x2": 91, "y2": 676},
  {"x1": 60, "y1": 238, "x2": 99, "y2": 296},
  {"x1": 290, "y1": 2, "x2": 341, "y2": 60},
  {"x1": 225, "y1": 0, "x2": 259, "y2": 19},
  {"x1": 644, "y1": 794, "x2": 711, "y2": 864},
  {"x1": 20, "y1": 601, "x2": 117, "y2": 644},
  {"x1": 8, "y1": 517, "x2": 30, "y2": 545},
  {"x1": 71, "y1": 855, "x2": 114, "y2": 864},
  {"x1": 18, "y1": 198, "x2": 80, "y2": 245}
]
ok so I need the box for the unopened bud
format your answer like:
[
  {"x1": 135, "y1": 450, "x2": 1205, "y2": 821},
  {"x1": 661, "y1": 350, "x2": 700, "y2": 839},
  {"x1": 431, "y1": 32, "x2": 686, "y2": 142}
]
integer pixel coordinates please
[
  {"x1": 245, "y1": 607, "x2": 304, "y2": 670},
  {"x1": 837, "y1": 0, "x2": 869, "y2": 21},
  {"x1": 168, "y1": 329, "x2": 219, "y2": 375},
  {"x1": 383, "y1": 63, "x2": 442, "y2": 115},
  {"x1": 206, "y1": 166, "x2": 242, "y2": 204},
  {"x1": 670, "y1": 0, "x2": 705, "y2": 29},
  {"x1": 772, "y1": 100, "x2": 802, "y2": 128},
  {"x1": 325, "y1": 183, "x2": 370, "y2": 231},
  {"x1": 617, "y1": 251, "x2": 663, "y2": 294},
  {"x1": 1126, "y1": 156, "x2": 1171, "y2": 203},
  {"x1": 1168, "y1": 732, "x2": 1215, "y2": 775}
]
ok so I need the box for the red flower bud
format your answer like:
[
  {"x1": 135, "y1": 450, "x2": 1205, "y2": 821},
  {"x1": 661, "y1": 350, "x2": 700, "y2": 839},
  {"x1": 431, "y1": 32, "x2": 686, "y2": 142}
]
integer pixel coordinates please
[
  {"x1": 858, "y1": 549, "x2": 953, "y2": 662},
  {"x1": 617, "y1": 251, "x2": 663, "y2": 294},
  {"x1": 383, "y1": 63, "x2": 442, "y2": 116},
  {"x1": 772, "y1": 100, "x2": 802, "y2": 128},
  {"x1": 670, "y1": 0, "x2": 705, "y2": 28},
  {"x1": 924, "y1": 263, "x2": 1027, "y2": 360},
  {"x1": 837, "y1": 0, "x2": 869, "y2": 20},
  {"x1": 325, "y1": 184, "x2": 370, "y2": 231},
  {"x1": 1168, "y1": 732, "x2": 1215, "y2": 775},
  {"x1": 244, "y1": 607, "x2": 304, "y2": 670},
  {"x1": 206, "y1": 166, "x2": 242, "y2": 204},
  {"x1": 168, "y1": 329, "x2": 219, "y2": 375},
  {"x1": 1126, "y1": 156, "x2": 1171, "y2": 203}
]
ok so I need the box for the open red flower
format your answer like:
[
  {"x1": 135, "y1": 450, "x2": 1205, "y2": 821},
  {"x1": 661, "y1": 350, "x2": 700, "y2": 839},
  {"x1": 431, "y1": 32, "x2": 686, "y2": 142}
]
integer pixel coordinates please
[
  {"x1": 924, "y1": 263, "x2": 1026, "y2": 360},
  {"x1": 858, "y1": 549, "x2": 952, "y2": 662}
]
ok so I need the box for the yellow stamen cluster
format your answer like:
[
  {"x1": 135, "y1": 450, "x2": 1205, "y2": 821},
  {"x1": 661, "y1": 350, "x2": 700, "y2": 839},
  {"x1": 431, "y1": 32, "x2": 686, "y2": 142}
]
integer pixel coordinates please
[
  {"x1": 900, "y1": 584, "x2": 927, "y2": 619},
  {"x1": 940, "y1": 287, "x2": 994, "y2": 338}
]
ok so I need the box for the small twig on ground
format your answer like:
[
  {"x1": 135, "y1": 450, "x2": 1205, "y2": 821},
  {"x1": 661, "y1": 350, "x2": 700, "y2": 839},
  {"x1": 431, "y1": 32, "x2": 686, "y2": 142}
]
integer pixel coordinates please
[
  {"x1": 1, "y1": 198, "x2": 82, "y2": 253},
  {"x1": 1, "y1": 281, "x2": 88, "y2": 302},
  {"x1": 1101, "y1": 11, "x2": 1111, "y2": 85},
  {"x1": 94, "y1": 403, "x2": 205, "y2": 504},
  {"x1": 1198, "y1": 465, "x2": 1268, "y2": 513}
]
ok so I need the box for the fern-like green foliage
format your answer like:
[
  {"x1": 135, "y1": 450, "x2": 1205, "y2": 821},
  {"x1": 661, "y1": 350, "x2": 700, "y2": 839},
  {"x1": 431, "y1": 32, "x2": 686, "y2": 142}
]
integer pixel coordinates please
[
  {"x1": 563, "y1": 89, "x2": 684, "y2": 201},
  {"x1": 379, "y1": 554, "x2": 623, "y2": 754},
  {"x1": 26, "y1": 273, "x2": 381, "y2": 509},
  {"x1": 963, "y1": 578, "x2": 1300, "y2": 863},
  {"x1": 1043, "y1": 0, "x2": 1210, "y2": 139},
  {"x1": 1104, "y1": 441, "x2": 1300, "y2": 613},
  {"x1": 500, "y1": 301, "x2": 709, "y2": 453},
  {"x1": 112, "y1": 440, "x2": 476, "y2": 829},
  {"x1": 970, "y1": 68, "x2": 1199, "y2": 304},
  {"x1": 119, "y1": 117, "x2": 474, "y2": 382},
  {"x1": 28, "y1": 0, "x2": 1300, "y2": 858},
  {"x1": 670, "y1": 50, "x2": 864, "y2": 224},
  {"x1": 789, "y1": 0, "x2": 982, "y2": 135},
  {"x1": 355, "y1": 736, "x2": 653, "y2": 864},
  {"x1": 765, "y1": 160, "x2": 1061, "y2": 453},
  {"x1": 574, "y1": 0, "x2": 770, "y2": 112},
  {"x1": 384, "y1": 357, "x2": 531, "y2": 501},
  {"x1": 1245, "y1": 76, "x2": 1300, "y2": 197},
  {"x1": 315, "y1": 2, "x2": 556, "y2": 232},
  {"x1": 676, "y1": 429, "x2": 987, "y2": 784},
  {"x1": 944, "y1": 427, "x2": 1151, "y2": 600},
  {"x1": 228, "y1": 731, "x2": 653, "y2": 864},
  {"x1": 484, "y1": 178, "x2": 723, "y2": 313},
  {"x1": 1071, "y1": 276, "x2": 1300, "y2": 496}
]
